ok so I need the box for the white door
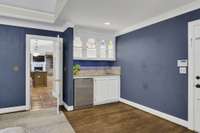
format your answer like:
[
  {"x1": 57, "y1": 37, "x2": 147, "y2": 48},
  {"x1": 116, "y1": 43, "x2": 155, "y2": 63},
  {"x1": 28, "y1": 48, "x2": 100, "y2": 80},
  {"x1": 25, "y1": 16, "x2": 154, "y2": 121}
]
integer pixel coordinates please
[
  {"x1": 193, "y1": 24, "x2": 200, "y2": 132},
  {"x1": 53, "y1": 36, "x2": 63, "y2": 114}
]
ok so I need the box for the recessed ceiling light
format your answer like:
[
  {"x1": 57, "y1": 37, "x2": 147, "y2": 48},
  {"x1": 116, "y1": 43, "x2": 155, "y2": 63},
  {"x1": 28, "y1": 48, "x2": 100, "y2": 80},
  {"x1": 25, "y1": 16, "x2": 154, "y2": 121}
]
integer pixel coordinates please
[{"x1": 104, "y1": 22, "x2": 111, "y2": 25}]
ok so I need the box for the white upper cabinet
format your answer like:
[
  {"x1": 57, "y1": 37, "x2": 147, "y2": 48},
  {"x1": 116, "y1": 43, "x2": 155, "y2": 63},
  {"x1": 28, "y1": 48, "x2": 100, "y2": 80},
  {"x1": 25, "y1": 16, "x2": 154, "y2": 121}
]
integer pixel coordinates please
[
  {"x1": 100, "y1": 40, "x2": 107, "y2": 58},
  {"x1": 86, "y1": 38, "x2": 97, "y2": 58},
  {"x1": 73, "y1": 26, "x2": 116, "y2": 61},
  {"x1": 73, "y1": 37, "x2": 83, "y2": 58}
]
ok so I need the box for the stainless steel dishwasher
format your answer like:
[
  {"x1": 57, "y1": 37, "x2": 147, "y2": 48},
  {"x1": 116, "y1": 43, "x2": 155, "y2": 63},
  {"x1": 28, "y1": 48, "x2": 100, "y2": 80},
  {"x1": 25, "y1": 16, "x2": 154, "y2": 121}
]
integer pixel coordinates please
[{"x1": 74, "y1": 78, "x2": 93, "y2": 109}]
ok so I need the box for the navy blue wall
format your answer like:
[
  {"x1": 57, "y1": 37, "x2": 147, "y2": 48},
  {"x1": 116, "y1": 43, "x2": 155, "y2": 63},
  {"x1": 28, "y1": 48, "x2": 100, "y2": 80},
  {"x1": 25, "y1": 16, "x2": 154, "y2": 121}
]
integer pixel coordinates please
[
  {"x1": 116, "y1": 9, "x2": 200, "y2": 120},
  {"x1": 0, "y1": 23, "x2": 113, "y2": 108},
  {"x1": 0, "y1": 24, "x2": 62, "y2": 108},
  {"x1": 63, "y1": 28, "x2": 74, "y2": 106}
]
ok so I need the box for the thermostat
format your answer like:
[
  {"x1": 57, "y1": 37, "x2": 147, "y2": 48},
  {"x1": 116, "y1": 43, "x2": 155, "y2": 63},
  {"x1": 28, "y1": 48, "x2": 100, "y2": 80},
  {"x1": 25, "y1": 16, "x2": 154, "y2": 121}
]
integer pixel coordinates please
[{"x1": 177, "y1": 59, "x2": 188, "y2": 67}]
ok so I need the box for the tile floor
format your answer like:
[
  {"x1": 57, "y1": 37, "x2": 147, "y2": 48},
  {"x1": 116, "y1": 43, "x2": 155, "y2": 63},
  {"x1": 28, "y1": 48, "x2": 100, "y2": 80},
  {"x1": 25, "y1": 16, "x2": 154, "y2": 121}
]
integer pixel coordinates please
[{"x1": 31, "y1": 76, "x2": 57, "y2": 111}]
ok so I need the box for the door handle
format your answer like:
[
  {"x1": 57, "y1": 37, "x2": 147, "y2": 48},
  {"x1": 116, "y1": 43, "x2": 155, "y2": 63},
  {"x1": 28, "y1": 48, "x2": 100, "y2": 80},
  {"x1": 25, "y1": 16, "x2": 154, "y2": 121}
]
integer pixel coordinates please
[
  {"x1": 196, "y1": 84, "x2": 200, "y2": 88},
  {"x1": 196, "y1": 76, "x2": 200, "y2": 80}
]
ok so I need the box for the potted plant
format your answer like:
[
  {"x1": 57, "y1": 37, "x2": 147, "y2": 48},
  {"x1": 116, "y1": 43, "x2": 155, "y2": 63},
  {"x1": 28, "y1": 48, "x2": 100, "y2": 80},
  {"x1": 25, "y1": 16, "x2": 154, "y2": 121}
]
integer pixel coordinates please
[{"x1": 73, "y1": 64, "x2": 80, "y2": 75}]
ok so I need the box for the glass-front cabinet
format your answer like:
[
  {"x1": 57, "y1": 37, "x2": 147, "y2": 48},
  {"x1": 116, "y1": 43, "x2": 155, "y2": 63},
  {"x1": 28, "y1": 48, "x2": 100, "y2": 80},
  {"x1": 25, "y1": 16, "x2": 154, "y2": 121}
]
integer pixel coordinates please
[
  {"x1": 73, "y1": 37, "x2": 83, "y2": 58},
  {"x1": 86, "y1": 38, "x2": 97, "y2": 58},
  {"x1": 73, "y1": 26, "x2": 116, "y2": 61}
]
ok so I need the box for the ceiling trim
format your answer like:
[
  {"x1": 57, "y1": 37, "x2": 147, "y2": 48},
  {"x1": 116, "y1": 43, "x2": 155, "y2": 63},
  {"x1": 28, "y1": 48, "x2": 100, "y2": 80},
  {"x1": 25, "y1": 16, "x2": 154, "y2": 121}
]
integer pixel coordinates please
[
  {"x1": 0, "y1": 4, "x2": 55, "y2": 23},
  {"x1": 55, "y1": 0, "x2": 69, "y2": 21},
  {"x1": 0, "y1": 0, "x2": 69, "y2": 23},
  {"x1": 0, "y1": 15, "x2": 74, "y2": 32},
  {"x1": 117, "y1": 0, "x2": 200, "y2": 36},
  {"x1": 0, "y1": 17, "x2": 63, "y2": 32},
  {"x1": 0, "y1": 0, "x2": 71, "y2": 32},
  {"x1": 61, "y1": 22, "x2": 75, "y2": 31}
]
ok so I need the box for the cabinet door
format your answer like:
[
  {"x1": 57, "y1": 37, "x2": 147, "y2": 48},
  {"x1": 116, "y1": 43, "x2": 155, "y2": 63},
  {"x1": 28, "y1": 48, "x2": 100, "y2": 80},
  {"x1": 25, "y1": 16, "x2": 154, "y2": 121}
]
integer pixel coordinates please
[
  {"x1": 94, "y1": 79, "x2": 107, "y2": 105},
  {"x1": 107, "y1": 78, "x2": 119, "y2": 101},
  {"x1": 73, "y1": 37, "x2": 83, "y2": 59},
  {"x1": 107, "y1": 40, "x2": 115, "y2": 60},
  {"x1": 94, "y1": 77, "x2": 120, "y2": 105}
]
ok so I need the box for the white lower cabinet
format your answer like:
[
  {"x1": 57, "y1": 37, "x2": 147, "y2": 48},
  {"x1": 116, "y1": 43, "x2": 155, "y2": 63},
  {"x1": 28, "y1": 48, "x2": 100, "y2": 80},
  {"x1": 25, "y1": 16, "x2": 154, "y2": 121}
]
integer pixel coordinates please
[{"x1": 94, "y1": 76, "x2": 120, "y2": 105}]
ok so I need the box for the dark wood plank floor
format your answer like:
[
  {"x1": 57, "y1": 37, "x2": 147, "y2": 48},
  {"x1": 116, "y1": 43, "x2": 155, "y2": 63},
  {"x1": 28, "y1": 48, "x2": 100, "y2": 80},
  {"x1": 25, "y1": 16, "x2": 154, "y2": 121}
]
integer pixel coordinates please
[{"x1": 63, "y1": 102, "x2": 194, "y2": 133}]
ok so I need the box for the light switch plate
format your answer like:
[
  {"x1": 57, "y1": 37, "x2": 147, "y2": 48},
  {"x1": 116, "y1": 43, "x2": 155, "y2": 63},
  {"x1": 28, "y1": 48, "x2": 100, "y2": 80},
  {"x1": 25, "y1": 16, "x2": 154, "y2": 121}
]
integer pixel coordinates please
[{"x1": 179, "y1": 67, "x2": 187, "y2": 74}]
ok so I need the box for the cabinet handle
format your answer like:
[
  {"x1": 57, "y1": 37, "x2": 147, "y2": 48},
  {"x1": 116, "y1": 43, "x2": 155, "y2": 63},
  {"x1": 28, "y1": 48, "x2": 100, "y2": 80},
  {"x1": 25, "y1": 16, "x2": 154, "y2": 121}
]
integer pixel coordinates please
[{"x1": 196, "y1": 84, "x2": 200, "y2": 88}]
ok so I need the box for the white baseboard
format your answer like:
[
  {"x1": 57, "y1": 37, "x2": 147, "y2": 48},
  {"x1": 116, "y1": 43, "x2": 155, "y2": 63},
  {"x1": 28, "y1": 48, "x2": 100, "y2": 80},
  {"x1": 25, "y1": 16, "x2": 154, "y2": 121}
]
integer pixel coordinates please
[
  {"x1": 120, "y1": 98, "x2": 189, "y2": 128},
  {"x1": 63, "y1": 102, "x2": 74, "y2": 111},
  {"x1": 0, "y1": 106, "x2": 27, "y2": 114}
]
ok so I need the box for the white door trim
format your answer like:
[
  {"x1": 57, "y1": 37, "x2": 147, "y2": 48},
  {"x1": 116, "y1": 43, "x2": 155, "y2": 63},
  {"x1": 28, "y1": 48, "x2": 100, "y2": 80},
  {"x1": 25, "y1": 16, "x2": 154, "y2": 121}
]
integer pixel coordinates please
[
  {"x1": 188, "y1": 19, "x2": 200, "y2": 131},
  {"x1": 25, "y1": 34, "x2": 63, "y2": 111}
]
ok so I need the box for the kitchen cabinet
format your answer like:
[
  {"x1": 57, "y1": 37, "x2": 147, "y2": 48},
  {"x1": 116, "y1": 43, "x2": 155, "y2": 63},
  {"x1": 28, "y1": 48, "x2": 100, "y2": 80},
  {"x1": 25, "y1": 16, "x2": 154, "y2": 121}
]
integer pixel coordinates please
[
  {"x1": 31, "y1": 72, "x2": 47, "y2": 88},
  {"x1": 94, "y1": 76, "x2": 120, "y2": 105},
  {"x1": 73, "y1": 26, "x2": 116, "y2": 61}
]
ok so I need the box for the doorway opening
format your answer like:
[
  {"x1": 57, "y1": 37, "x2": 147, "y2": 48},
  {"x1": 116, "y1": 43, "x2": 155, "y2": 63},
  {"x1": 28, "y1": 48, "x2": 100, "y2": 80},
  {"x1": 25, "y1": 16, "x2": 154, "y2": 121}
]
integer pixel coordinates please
[
  {"x1": 26, "y1": 35, "x2": 63, "y2": 113},
  {"x1": 31, "y1": 54, "x2": 56, "y2": 111}
]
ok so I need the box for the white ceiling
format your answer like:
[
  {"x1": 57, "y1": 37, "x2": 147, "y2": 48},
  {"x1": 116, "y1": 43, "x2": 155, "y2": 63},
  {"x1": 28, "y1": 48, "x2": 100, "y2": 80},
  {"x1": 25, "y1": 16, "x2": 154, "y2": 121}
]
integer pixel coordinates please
[
  {"x1": 0, "y1": 0, "x2": 57, "y2": 13},
  {"x1": 57, "y1": 0, "x2": 196, "y2": 31},
  {"x1": 0, "y1": 0, "x2": 68, "y2": 23},
  {"x1": 0, "y1": 0, "x2": 198, "y2": 32}
]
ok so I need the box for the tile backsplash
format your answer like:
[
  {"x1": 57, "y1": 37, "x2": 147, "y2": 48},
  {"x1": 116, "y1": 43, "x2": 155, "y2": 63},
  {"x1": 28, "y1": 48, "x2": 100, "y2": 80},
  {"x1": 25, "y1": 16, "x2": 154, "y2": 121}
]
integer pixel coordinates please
[{"x1": 74, "y1": 66, "x2": 121, "y2": 76}]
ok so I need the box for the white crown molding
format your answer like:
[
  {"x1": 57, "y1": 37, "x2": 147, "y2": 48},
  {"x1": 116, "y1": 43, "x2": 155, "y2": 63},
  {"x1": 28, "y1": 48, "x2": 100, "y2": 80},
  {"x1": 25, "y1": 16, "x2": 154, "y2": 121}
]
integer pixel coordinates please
[
  {"x1": 0, "y1": 0, "x2": 69, "y2": 24},
  {"x1": 55, "y1": 0, "x2": 69, "y2": 21},
  {"x1": 0, "y1": 0, "x2": 72, "y2": 32},
  {"x1": 61, "y1": 22, "x2": 75, "y2": 31},
  {"x1": 0, "y1": 4, "x2": 55, "y2": 23},
  {"x1": 117, "y1": 1, "x2": 200, "y2": 36},
  {"x1": 0, "y1": 15, "x2": 75, "y2": 32},
  {"x1": 0, "y1": 16, "x2": 65, "y2": 32}
]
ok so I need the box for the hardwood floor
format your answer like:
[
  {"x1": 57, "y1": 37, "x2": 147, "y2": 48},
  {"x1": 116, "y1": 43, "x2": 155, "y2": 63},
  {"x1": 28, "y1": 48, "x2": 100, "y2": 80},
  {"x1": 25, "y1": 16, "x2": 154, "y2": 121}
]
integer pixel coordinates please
[
  {"x1": 31, "y1": 76, "x2": 56, "y2": 111},
  {"x1": 63, "y1": 103, "x2": 194, "y2": 133}
]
